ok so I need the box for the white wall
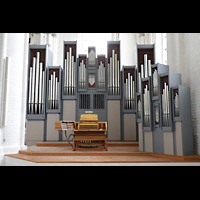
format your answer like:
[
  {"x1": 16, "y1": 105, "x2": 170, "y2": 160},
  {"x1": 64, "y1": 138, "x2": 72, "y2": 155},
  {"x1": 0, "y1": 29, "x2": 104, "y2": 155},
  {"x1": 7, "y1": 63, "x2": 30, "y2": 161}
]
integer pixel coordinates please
[
  {"x1": 0, "y1": 33, "x2": 29, "y2": 165},
  {"x1": 119, "y1": 33, "x2": 136, "y2": 67},
  {"x1": 167, "y1": 33, "x2": 200, "y2": 154}
]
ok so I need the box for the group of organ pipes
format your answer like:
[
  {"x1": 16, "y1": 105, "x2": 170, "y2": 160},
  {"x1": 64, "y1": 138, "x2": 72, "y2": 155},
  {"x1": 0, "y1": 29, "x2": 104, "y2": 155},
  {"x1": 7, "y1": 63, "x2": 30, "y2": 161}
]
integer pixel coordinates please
[
  {"x1": 108, "y1": 50, "x2": 120, "y2": 95},
  {"x1": 124, "y1": 72, "x2": 135, "y2": 110},
  {"x1": 64, "y1": 47, "x2": 76, "y2": 95},
  {"x1": 28, "y1": 52, "x2": 45, "y2": 115},
  {"x1": 48, "y1": 71, "x2": 59, "y2": 110},
  {"x1": 78, "y1": 59, "x2": 86, "y2": 89},
  {"x1": 98, "y1": 61, "x2": 105, "y2": 89}
]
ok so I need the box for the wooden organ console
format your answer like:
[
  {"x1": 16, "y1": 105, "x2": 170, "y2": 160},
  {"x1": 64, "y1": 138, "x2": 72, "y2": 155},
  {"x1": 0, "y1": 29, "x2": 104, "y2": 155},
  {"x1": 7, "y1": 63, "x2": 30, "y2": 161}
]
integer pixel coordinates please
[{"x1": 55, "y1": 114, "x2": 107, "y2": 151}]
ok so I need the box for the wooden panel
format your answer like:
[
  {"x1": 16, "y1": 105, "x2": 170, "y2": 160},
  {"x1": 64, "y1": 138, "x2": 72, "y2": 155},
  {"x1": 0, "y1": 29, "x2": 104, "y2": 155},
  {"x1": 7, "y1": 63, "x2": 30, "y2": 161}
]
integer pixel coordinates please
[
  {"x1": 124, "y1": 114, "x2": 136, "y2": 141},
  {"x1": 138, "y1": 123, "x2": 143, "y2": 151},
  {"x1": 26, "y1": 121, "x2": 44, "y2": 141},
  {"x1": 164, "y1": 132, "x2": 174, "y2": 155},
  {"x1": 175, "y1": 122, "x2": 183, "y2": 156},
  {"x1": 46, "y1": 114, "x2": 60, "y2": 140},
  {"x1": 108, "y1": 100, "x2": 121, "y2": 140},
  {"x1": 144, "y1": 131, "x2": 153, "y2": 153},
  {"x1": 63, "y1": 100, "x2": 76, "y2": 121}
]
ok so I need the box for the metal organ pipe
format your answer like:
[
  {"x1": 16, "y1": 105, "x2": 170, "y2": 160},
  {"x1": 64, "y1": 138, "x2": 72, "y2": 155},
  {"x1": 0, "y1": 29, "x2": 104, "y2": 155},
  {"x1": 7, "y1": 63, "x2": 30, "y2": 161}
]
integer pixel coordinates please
[
  {"x1": 41, "y1": 71, "x2": 44, "y2": 114},
  {"x1": 141, "y1": 64, "x2": 144, "y2": 78},
  {"x1": 138, "y1": 98, "x2": 141, "y2": 119},
  {"x1": 144, "y1": 54, "x2": 148, "y2": 78},
  {"x1": 155, "y1": 106, "x2": 159, "y2": 126},
  {"x1": 153, "y1": 69, "x2": 158, "y2": 96},
  {"x1": 112, "y1": 50, "x2": 115, "y2": 94},
  {"x1": 38, "y1": 62, "x2": 43, "y2": 114},
  {"x1": 174, "y1": 92, "x2": 179, "y2": 117},
  {"x1": 88, "y1": 50, "x2": 95, "y2": 66},
  {"x1": 34, "y1": 52, "x2": 40, "y2": 114},
  {"x1": 143, "y1": 84, "x2": 150, "y2": 127},
  {"x1": 148, "y1": 60, "x2": 151, "y2": 77},
  {"x1": 28, "y1": 67, "x2": 32, "y2": 114},
  {"x1": 31, "y1": 57, "x2": 36, "y2": 114},
  {"x1": 115, "y1": 53, "x2": 118, "y2": 94}
]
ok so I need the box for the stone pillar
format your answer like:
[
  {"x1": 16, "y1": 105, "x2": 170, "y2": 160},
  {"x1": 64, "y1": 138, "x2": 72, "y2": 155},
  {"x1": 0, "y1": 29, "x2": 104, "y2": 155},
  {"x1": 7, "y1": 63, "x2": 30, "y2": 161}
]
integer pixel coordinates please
[{"x1": 0, "y1": 33, "x2": 29, "y2": 160}]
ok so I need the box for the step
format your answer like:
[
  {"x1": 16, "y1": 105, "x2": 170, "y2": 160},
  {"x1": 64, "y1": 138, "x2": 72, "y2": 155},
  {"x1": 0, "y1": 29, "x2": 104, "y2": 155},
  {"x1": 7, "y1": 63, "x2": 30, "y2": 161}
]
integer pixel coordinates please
[{"x1": 36, "y1": 141, "x2": 139, "y2": 147}]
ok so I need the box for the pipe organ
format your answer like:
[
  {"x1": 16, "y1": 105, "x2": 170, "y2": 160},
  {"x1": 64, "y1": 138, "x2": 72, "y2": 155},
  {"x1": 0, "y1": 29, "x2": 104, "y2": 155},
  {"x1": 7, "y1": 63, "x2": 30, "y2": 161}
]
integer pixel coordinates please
[{"x1": 25, "y1": 42, "x2": 194, "y2": 156}]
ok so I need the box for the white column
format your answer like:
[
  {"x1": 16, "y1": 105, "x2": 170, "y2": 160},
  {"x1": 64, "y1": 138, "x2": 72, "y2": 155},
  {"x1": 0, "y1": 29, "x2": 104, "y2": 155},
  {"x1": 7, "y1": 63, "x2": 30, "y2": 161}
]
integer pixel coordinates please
[
  {"x1": 0, "y1": 33, "x2": 29, "y2": 158},
  {"x1": 0, "y1": 33, "x2": 8, "y2": 157}
]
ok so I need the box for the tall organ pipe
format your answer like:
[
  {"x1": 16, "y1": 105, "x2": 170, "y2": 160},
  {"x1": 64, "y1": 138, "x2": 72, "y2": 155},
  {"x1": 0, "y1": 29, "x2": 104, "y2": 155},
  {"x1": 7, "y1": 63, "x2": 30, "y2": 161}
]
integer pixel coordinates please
[
  {"x1": 28, "y1": 67, "x2": 32, "y2": 114},
  {"x1": 31, "y1": 57, "x2": 36, "y2": 114},
  {"x1": 41, "y1": 71, "x2": 44, "y2": 114},
  {"x1": 34, "y1": 52, "x2": 40, "y2": 114},
  {"x1": 38, "y1": 63, "x2": 43, "y2": 114}
]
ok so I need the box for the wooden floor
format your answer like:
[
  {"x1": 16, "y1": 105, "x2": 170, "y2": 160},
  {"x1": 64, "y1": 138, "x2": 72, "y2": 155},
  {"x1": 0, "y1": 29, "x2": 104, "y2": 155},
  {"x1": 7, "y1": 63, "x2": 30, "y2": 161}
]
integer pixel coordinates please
[{"x1": 5, "y1": 141, "x2": 200, "y2": 164}]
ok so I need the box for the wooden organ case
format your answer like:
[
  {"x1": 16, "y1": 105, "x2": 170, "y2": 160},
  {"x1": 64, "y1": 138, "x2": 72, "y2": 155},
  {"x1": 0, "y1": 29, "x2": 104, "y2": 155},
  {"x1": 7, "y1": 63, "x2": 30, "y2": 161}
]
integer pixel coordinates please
[{"x1": 55, "y1": 114, "x2": 107, "y2": 151}]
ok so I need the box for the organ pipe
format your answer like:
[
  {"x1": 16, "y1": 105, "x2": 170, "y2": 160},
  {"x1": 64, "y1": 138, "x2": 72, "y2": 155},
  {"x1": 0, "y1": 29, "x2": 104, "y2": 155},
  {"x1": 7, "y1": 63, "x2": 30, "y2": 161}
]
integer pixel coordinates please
[
  {"x1": 143, "y1": 84, "x2": 150, "y2": 127},
  {"x1": 138, "y1": 98, "x2": 141, "y2": 119},
  {"x1": 174, "y1": 92, "x2": 179, "y2": 117},
  {"x1": 153, "y1": 69, "x2": 158, "y2": 96}
]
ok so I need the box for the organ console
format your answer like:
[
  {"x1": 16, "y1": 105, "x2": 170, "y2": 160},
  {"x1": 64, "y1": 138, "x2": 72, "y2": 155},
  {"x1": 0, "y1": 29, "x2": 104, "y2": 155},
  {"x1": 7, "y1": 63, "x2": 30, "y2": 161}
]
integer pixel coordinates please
[{"x1": 55, "y1": 114, "x2": 107, "y2": 151}]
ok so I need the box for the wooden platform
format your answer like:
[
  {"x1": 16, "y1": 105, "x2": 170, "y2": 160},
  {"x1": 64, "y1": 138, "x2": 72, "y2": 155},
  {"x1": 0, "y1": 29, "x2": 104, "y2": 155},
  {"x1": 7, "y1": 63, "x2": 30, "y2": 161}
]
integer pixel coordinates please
[{"x1": 5, "y1": 141, "x2": 200, "y2": 164}]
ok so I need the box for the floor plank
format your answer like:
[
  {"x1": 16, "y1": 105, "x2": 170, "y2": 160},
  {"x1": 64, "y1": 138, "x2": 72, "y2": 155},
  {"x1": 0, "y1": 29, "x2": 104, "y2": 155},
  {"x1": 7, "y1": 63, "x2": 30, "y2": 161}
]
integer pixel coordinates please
[{"x1": 5, "y1": 142, "x2": 200, "y2": 164}]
